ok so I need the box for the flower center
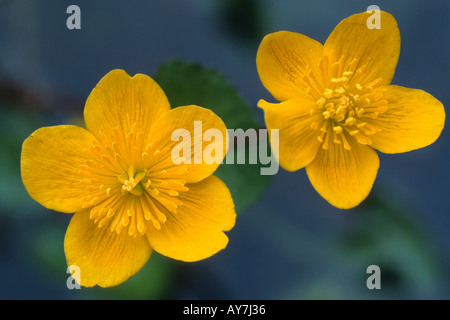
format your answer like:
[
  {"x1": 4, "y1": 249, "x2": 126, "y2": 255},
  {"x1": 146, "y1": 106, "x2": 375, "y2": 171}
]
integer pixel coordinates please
[
  {"x1": 321, "y1": 93, "x2": 354, "y2": 123},
  {"x1": 303, "y1": 55, "x2": 389, "y2": 150},
  {"x1": 118, "y1": 165, "x2": 145, "y2": 196},
  {"x1": 79, "y1": 123, "x2": 190, "y2": 237}
]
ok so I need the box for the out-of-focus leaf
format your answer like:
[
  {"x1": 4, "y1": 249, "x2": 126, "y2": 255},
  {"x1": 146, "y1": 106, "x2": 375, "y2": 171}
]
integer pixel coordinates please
[
  {"x1": 0, "y1": 104, "x2": 43, "y2": 215},
  {"x1": 28, "y1": 219, "x2": 67, "y2": 276},
  {"x1": 217, "y1": 0, "x2": 264, "y2": 44},
  {"x1": 155, "y1": 59, "x2": 259, "y2": 130},
  {"x1": 98, "y1": 253, "x2": 177, "y2": 300},
  {"x1": 340, "y1": 189, "x2": 442, "y2": 297},
  {"x1": 29, "y1": 217, "x2": 178, "y2": 299},
  {"x1": 246, "y1": 187, "x2": 442, "y2": 299},
  {"x1": 155, "y1": 59, "x2": 273, "y2": 213}
]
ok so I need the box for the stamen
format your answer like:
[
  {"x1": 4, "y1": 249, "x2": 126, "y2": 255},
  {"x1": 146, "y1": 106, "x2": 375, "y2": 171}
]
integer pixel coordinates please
[
  {"x1": 348, "y1": 58, "x2": 359, "y2": 71},
  {"x1": 79, "y1": 123, "x2": 191, "y2": 237},
  {"x1": 321, "y1": 128, "x2": 330, "y2": 150},
  {"x1": 345, "y1": 117, "x2": 356, "y2": 126},
  {"x1": 340, "y1": 132, "x2": 351, "y2": 150},
  {"x1": 332, "y1": 126, "x2": 343, "y2": 144},
  {"x1": 333, "y1": 125, "x2": 343, "y2": 134},
  {"x1": 308, "y1": 59, "x2": 388, "y2": 151}
]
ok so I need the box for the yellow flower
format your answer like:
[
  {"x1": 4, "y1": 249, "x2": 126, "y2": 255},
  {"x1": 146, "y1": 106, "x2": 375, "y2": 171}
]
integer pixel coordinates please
[
  {"x1": 21, "y1": 69, "x2": 236, "y2": 287},
  {"x1": 256, "y1": 11, "x2": 445, "y2": 209}
]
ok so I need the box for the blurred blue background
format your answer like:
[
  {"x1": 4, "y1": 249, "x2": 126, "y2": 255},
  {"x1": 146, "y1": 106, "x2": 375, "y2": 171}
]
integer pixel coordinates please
[{"x1": 0, "y1": 0, "x2": 449, "y2": 299}]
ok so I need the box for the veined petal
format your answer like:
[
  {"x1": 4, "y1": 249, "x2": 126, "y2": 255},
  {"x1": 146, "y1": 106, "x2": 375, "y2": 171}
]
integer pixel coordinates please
[
  {"x1": 84, "y1": 69, "x2": 170, "y2": 142},
  {"x1": 258, "y1": 97, "x2": 322, "y2": 172},
  {"x1": 306, "y1": 135, "x2": 380, "y2": 209},
  {"x1": 257, "y1": 31, "x2": 324, "y2": 101},
  {"x1": 146, "y1": 105, "x2": 228, "y2": 184},
  {"x1": 324, "y1": 11, "x2": 400, "y2": 87},
  {"x1": 21, "y1": 125, "x2": 96, "y2": 213},
  {"x1": 64, "y1": 210, "x2": 153, "y2": 288},
  {"x1": 146, "y1": 175, "x2": 236, "y2": 262},
  {"x1": 368, "y1": 85, "x2": 445, "y2": 153}
]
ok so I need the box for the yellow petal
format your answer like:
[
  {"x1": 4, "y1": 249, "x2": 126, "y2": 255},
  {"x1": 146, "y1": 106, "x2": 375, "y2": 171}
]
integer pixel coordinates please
[
  {"x1": 21, "y1": 125, "x2": 96, "y2": 213},
  {"x1": 146, "y1": 175, "x2": 236, "y2": 262},
  {"x1": 306, "y1": 135, "x2": 380, "y2": 209},
  {"x1": 84, "y1": 69, "x2": 170, "y2": 142},
  {"x1": 324, "y1": 11, "x2": 400, "y2": 87},
  {"x1": 147, "y1": 105, "x2": 228, "y2": 183},
  {"x1": 64, "y1": 210, "x2": 153, "y2": 288},
  {"x1": 256, "y1": 30, "x2": 324, "y2": 101},
  {"x1": 258, "y1": 97, "x2": 322, "y2": 172},
  {"x1": 367, "y1": 85, "x2": 445, "y2": 153}
]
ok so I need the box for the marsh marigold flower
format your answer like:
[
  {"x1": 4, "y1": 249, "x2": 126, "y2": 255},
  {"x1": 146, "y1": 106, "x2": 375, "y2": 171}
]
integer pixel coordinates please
[
  {"x1": 21, "y1": 69, "x2": 236, "y2": 287},
  {"x1": 256, "y1": 11, "x2": 445, "y2": 209}
]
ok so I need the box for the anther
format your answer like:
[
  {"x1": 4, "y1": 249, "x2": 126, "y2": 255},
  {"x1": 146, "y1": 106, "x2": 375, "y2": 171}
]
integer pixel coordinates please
[{"x1": 333, "y1": 126, "x2": 343, "y2": 134}]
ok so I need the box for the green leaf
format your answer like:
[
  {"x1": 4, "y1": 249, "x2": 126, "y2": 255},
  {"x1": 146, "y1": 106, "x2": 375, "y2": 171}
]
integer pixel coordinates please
[
  {"x1": 154, "y1": 59, "x2": 273, "y2": 213},
  {"x1": 0, "y1": 103, "x2": 43, "y2": 215},
  {"x1": 340, "y1": 189, "x2": 442, "y2": 297},
  {"x1": 28, "y1": 219, "x2": 67, "y2": 276},
  {"x1": 28, "y1": 217, "x2": 177, "y2": 299},
  {"x1": 155, "y1": 59, "x2": 259, "y2": 130},
  {"x1": 96, "y1": 253, "x2": 178, "y2": 300},
  {"x1": 217, "y1": 0, "x2": 265, "y2": 44}
]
